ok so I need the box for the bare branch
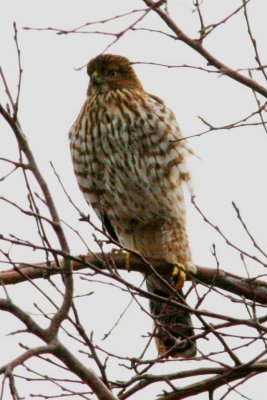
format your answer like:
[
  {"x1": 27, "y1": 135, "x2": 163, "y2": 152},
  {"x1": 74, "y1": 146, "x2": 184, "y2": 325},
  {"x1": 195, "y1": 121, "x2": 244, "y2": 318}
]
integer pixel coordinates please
[
  {"x1": 198, "y1": 0, "x2": 251, "y2": 39},
  {"x1": 242, "y1": 0, "x2": 267, "y2": 82},
  {"x1": 13, "y1": 23, "x2": 22, "y2": 119},
  {"x1": 0, "y1": 346, "x2": 52, "y2": 374},
  {"x1": 142, "y1": 0, "x2": 267, "y2": 98},
  {"x1": 0, "y1": 100, "x2": 73, "y2": 336},
  {"x1": 156, "y1": 359, "x2": 267, "y2": 400},
  {"x1": 0, "y1": 299, "x2": 118, "y2": 400},
  {"x1": 0, "y1": 252, "x2": 267, "y2": 305}
]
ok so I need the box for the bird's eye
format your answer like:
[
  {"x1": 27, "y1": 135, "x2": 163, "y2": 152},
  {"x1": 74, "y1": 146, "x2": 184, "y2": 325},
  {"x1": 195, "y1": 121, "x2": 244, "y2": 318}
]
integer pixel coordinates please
[{"x1": 107, "y1": 70, "x2": 118, "y2": 78}]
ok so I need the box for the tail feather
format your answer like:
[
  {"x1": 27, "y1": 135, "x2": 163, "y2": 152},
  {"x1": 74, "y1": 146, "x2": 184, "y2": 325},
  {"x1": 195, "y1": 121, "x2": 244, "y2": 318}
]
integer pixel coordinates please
[{"x1": 147, "y1": 276, "x2": 196, "y2": 358}]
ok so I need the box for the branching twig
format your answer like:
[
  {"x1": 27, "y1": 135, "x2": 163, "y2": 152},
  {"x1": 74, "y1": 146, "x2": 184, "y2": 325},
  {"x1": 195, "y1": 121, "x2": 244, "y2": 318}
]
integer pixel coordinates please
[{"x1": 142, "y1": 0, "x2": 267, "y2": 98}]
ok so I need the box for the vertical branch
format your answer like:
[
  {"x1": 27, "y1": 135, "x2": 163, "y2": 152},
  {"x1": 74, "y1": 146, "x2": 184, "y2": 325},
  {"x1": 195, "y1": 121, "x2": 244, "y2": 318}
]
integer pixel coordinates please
[
  {"x1": 241, "y1": 1, "x2": 267, "y2": 134},
  {"x1": 0, "y1": 105, "x2": 73, "y2": 332},
  {"x1": 13, "y1": 23, "x2": 22, "y2": 119},
  {"x1": 242, "y1": 0, "x2": 267, "y2": 81},
  {"x1": 193, "y1": 0, "x2": 205, "y2": 41}
]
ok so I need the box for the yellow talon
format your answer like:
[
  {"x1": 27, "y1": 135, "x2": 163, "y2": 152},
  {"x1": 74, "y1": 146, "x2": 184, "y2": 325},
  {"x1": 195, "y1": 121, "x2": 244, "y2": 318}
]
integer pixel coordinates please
[
  {"x1": 112, "y1": 248, "x2": 131, "y2": 272},
  {"x1": 125, "y1": 251, "x2": 131, "y2": 271},
  {"x1": 171, "y1": 263, "x2": 186, "y2": 290}
]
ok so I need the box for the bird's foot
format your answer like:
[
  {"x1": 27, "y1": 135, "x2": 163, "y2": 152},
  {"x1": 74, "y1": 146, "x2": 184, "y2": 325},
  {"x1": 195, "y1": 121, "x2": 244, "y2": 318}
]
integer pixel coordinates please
[
  {"x1": 112, "y1": 248, "x2": 131, "y2": 271},
  {"x1": 171, "y1": 263, "x2": 186, "y2": 290},
  {"x1": 124, "y1": 251, "x2": 131, "y2": 271}
]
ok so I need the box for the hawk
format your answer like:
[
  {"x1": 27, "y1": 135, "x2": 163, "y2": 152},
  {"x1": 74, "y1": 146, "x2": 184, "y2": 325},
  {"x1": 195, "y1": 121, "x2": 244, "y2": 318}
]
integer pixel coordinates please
[{"x1": 69, "y1": 54, "x2": 196, "y2": 358}]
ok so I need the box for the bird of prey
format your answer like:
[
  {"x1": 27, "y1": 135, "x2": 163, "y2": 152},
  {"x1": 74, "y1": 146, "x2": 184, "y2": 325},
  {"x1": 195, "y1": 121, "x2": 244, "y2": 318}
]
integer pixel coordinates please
[{"x1": 69, "y1": 54, "x2": 196, "y2": 358}]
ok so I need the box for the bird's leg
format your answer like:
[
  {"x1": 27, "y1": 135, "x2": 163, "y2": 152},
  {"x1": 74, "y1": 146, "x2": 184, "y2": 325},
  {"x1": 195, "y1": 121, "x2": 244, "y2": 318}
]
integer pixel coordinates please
[
  {"x1": 124, "y1": 251, "x2": 132, "y2": 271},
  {"x1": 112, "y1": 232, "x2": 141, "y2": 271},
  {"x1": 112, "y1": 233, "x2": 139, "y2": 272},
  {"x1": 123, "y1": 234, "x2": 141, "y2": 271},
  {"x1": 111, "y1": 248, "x2": 131, "y2": 271},
  {"x1": 124, "y1": 235, "x2": 140, "y2": 271},
  {"x1": 171, "y1": 262, "x2": 186, "y2": 290}
]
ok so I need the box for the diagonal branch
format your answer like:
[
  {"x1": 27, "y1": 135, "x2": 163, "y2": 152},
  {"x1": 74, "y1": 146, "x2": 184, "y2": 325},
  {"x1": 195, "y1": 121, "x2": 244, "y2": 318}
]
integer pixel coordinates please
[
  {"x1": 0, "y1": 298, "x2": 119, "y2": 400},
  {"x1": 142, "y1": 0, "x2": 267, "y2": 98},
  {"x1": 0, "y1": 101, "x2": 73, "y2": 336},
  {"x1": 119, "y1": 360, "x2": 267, "y2": 399},
  {"x1": 0, "y1": 345, "x2": 52, "y2": 374},
  {"x1": 157, "y1": 359, "x2": 267, "y2": 400}
]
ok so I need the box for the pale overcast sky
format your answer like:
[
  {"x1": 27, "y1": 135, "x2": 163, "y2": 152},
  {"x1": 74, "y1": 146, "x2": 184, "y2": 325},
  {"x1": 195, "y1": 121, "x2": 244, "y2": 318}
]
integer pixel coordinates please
[{"x1": 0, "y1": 1, "x2": 267, "y2": 399}]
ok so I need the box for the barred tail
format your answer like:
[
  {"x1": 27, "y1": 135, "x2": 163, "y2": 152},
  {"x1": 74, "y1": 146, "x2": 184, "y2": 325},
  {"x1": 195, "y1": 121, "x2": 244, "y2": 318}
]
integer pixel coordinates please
[{"x1": 147, "y1": 276, "x2": 196, "y2": 358}]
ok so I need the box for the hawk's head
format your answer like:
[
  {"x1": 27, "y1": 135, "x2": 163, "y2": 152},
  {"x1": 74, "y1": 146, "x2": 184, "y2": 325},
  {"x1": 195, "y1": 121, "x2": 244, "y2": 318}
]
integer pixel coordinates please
[{"x1": 87, "y1": 54, "x2": 143, "y2": 95}]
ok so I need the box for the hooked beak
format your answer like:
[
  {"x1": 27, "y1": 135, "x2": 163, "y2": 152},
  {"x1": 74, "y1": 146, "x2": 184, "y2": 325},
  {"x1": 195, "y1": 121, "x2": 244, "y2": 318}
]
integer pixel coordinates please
[{"x1": 91, "y1": 70, "x2": 103, "y2": 86}]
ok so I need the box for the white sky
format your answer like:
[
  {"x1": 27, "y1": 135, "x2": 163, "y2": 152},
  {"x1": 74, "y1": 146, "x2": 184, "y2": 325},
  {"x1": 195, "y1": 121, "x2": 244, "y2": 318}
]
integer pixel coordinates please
[{"x1": 0, "y1": 1, "x2": 267, "y2": 399}]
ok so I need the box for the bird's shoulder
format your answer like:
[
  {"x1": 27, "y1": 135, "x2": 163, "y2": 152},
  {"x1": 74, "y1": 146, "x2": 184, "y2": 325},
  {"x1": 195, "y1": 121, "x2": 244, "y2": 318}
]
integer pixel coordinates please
[
  {"x1": 144, "y1": 91, "x2": 194, "y2": 158},
  {"x1": 141, "y1": 92, "x2": 182, "y2": 139},
  {"x1": 146, "y1": 92, "x2": 165, "y2": 105}
]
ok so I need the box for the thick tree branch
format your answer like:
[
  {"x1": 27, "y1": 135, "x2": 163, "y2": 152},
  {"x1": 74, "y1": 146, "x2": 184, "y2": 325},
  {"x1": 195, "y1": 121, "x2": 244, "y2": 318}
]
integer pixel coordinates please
[
  {"x1": 0, "y1": 299, "x2": 118, "y2": 400},
  {"x1": 0, "y1": 345, "x2": 52, "y2": 374},
  {"x1": 1, "y1": 252, "x2": 267, "y2": 304},
  {"x1": 51, "y1": 338, "x2": 119, "y2": 400},
  {"x1": 157, "y1": 359, "x2": 267, "y2": 400},
  {"x1": 119, "y1": 360, "x2": 267, "y2": 399}
]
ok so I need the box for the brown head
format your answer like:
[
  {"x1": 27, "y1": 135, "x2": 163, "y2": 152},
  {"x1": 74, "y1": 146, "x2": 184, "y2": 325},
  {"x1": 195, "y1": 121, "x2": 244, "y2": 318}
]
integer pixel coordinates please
[{"x1": 87, "y1": 54, "x2": 143, "y2": 95}]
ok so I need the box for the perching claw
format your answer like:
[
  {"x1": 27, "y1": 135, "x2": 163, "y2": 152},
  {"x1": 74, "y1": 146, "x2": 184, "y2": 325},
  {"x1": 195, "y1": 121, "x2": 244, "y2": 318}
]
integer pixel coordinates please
[
  {"x1": 112, "y1": 248, "x2": 131, "y2": 271},
  {"x1": 171, "y1": 263, "x2": 186, "y2": 290}
]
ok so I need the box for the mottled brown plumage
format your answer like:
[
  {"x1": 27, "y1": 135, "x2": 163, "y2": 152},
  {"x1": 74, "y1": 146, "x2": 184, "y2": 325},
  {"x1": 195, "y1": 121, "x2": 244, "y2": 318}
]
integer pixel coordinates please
[{"x1": 69, "y1": 54, "x2": 196, "y2": 357}]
